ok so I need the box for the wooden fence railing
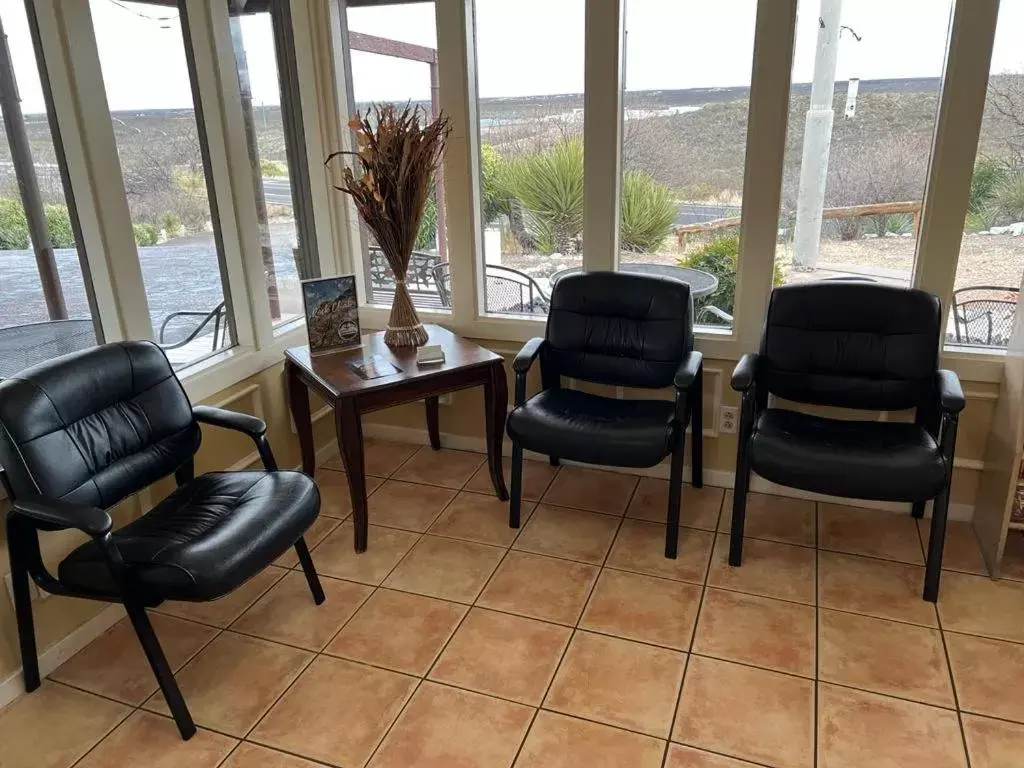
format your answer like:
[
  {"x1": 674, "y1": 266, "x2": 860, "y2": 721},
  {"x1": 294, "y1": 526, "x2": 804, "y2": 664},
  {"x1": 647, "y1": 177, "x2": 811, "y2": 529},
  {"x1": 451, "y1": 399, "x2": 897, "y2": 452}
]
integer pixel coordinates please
[{"x1": 674, "y1": 200, "x2": 923, "y2": 249}]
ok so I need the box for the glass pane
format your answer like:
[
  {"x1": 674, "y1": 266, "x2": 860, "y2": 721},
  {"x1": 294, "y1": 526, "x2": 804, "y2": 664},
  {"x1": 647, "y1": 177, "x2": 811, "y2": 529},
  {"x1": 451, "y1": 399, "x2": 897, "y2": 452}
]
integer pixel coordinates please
[
  {"x1": 90, "y1": 0, "x2": 233, "y2": 369},
  {"x1": 774, "y1": 1, "x2": 952, "y2": 292},
  {"x1": 475, "y1": 0, "x2": 585, "y2": 316},
  {"x1": 229, "y1": 3, "x2": 313, "y2": 331},
  {"x1": 345, "y1": 1, "x2": 448, "y2": 313},
  {"x1": 0, "y1": 0, "x2": 100, "y2": 378},
  {"x1": 620, "y1": 0, "x2": 758, "y2": 331},
  {"x1": 946, "y1": 1, "x2": 1024, "y2": 350}
]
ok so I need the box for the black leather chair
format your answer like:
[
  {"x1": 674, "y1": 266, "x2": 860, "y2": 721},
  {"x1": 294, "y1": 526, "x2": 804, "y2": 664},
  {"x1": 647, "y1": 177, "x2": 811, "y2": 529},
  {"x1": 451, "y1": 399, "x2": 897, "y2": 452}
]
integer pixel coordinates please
[
  {"x1": 0, "y1": 341, "x2": 324, "y2": 740},
  {"x1": 729, "y1": 282, "x2": 964, "y2": 602},
  {"x1": 507, "y1": 272, "x2": 703, "y2": 557}
]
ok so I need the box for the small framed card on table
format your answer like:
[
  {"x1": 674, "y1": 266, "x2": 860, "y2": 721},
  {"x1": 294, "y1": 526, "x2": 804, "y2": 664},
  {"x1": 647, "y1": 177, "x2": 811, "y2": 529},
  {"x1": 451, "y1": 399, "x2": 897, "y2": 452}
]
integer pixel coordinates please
[{"x1": 301, "y1": 274, "x2": 360, "y2": 356}]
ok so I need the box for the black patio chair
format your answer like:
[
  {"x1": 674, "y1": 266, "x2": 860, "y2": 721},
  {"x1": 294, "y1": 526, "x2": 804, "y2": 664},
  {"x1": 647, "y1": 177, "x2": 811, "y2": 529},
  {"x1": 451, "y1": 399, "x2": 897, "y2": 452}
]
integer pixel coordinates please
[
  {"x1": 950, "y1": 286, "x2": 1019, "y2": 347},
  {"x1": 432, "y1": 262, "x2": 550, "y2": 315},
  {"x1": 158, "y1": 301, "x2": 228, "y2": 352},
  {"x1": 0, "y1": 341, "x2": 325, "y2": 739}
]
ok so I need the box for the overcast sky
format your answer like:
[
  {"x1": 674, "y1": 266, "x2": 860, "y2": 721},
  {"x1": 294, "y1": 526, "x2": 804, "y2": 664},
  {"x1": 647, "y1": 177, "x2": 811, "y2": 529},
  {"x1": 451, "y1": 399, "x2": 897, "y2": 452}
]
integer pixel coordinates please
[{"x1": 4, "y1": 0, "x2": 1024, "y2": 113}]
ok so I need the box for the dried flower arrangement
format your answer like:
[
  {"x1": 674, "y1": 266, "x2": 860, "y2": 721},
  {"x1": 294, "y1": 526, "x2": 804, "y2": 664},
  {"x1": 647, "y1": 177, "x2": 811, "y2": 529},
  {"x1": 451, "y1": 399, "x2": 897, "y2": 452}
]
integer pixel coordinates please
[{"x1": 326, "y1": 103, "x2": 451, "y2": 347}]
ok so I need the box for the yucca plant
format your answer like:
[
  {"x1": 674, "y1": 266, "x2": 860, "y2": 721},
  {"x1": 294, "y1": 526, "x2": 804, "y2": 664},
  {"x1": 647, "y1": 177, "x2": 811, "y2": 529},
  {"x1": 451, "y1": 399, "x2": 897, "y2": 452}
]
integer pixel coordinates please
[
  {"x1": 620, "y1": 172, "x2": 676, "y2": 252},
  {"x1": 509, "y1": 138, "x2": 584, "y2": 254},
  {"x1": 991, "y1": 170, "x2": 1024, "y2": 224}
]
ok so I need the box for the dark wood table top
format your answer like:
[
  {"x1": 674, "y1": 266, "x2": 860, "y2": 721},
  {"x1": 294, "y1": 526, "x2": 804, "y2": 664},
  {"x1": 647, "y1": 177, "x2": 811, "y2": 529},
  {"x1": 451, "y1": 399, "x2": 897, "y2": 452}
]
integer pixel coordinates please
[{"x1": 285, "y1": 324, "x2": 502, "y2": 399}]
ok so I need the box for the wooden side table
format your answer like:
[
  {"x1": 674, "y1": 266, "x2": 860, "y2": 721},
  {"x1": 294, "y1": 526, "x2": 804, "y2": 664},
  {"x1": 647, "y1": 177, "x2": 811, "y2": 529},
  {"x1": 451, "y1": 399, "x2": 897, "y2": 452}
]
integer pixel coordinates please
[{"x1": 285, "y1": 324, "x2": 508, "y2": 552}]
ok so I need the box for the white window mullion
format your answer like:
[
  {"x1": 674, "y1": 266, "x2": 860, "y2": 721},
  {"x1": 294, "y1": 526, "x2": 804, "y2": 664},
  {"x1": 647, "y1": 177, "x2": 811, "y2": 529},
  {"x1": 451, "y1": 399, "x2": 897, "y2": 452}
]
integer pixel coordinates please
[
  {"x1": 582, "y1": 0, "x2": 624, "y2": 273},
  {"x1": 435, "y1": 0, "x2": 480, "y2": 326},
  {"x1": 915, "y1": 0, "x2": 1001, "y2": 314},
  {"x1": 734, "y1": 0, "x2": 799, "y2": 351},
  {"x1": 32, "y1": 0, "x2": 151, "y2": 343}
]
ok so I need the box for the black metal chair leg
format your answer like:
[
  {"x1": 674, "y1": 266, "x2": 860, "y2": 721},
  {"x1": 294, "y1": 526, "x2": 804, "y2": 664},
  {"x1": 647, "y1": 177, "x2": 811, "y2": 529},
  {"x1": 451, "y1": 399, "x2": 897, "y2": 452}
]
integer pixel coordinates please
[
  {"x1": 690, "y1": 368, "x2": 703, "y2": 488},
  {"x1": 911, "y1": 501, "x2": 925, "y2": 519},
  {"x1": 729, "y1": 458, "x2": 751, "y2": 567},
  {"x1": 923, "y1": 490, "x2": 951, "y2": 602},
  {"x1": 125, "y1": 601, "x2": 196, "y2": 740},
  {"x1": 294, "y1": 537, "x2": 325, "y2": 605},
  {"x1": 10, "y1": 552, "x2": 40, "y2": 691},
  {"x1": 510, "y1": 443, "x2": 524, "y2": 528},
  {"x1": 665, "y1": 431, "x2": 685, "y2": 559},
  {"x1": 549, "y1": 456, "x2": 560, "y2": 467}
]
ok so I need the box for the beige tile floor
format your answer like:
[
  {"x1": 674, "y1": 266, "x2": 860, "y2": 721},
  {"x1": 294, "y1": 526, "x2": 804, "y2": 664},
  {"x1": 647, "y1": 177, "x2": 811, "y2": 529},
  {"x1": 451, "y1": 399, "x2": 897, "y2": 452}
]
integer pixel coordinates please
[{"x1": 5, "y1": 441, "x2": 1024, "y2": 767}]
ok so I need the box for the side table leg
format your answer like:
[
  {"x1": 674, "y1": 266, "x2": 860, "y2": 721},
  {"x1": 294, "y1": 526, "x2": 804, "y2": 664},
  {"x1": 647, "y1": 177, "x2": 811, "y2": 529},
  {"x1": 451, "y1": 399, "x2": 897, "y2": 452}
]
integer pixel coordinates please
[
  {"x1": 425, "y1": 396, "x2": 441, "y2": 450},
  {"x1": 483, "y1": 361, "x2": 509, "y2": 500},
  {"x1": 336, "y1": 399, "x2": 369, "y2": 552},
  {"x1": 286, "y1": 361, "x2": 316, "y2": 477}
]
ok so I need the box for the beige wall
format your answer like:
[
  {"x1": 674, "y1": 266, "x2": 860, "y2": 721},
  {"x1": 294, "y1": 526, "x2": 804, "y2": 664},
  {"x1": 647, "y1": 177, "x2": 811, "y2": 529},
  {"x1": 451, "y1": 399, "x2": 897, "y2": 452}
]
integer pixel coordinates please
[{"x1": 0, "y1": 339, "x2": 996, "y2": 681}]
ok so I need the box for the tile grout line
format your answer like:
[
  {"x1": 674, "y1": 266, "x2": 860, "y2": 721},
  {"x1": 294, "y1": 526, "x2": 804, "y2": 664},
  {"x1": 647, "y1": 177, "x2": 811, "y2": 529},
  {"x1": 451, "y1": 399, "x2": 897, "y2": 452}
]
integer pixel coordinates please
[
  {"x1": 662, "y1": 484, "x2": 723, "y2": 767},
  {"x1": 511, "y1": 471, "x2": 643, "y2": 767},
  {"x1": 924, "y1": 520, "x2": 974, "y2": 768}
]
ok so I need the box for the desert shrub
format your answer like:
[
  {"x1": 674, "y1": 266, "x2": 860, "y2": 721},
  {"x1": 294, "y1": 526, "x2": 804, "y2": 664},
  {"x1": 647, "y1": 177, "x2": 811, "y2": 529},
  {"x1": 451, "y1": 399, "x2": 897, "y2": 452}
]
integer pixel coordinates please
[
  {"x1": 161, "y1": 212, "x2": 182, "y2": 239},
  {"x1": 44, "y1": 204, "x2": 75, "y2": 248},
  {"x1": 415, "y1": 194, "x2": 438, "y2": 251},
  {"x1": 866, "y1": 213, "x2": 913, "y2": 236},
  {"x1": 680, "y1": 235, "x2": 783, "y2": 323},
  {"x1": 260, "y1": 158, "x2": 287, "y2": 178},
  {"x1": 969, "y1": 155, "x2": 1008, "y2": 214},
  {"x1": 965, "y1": 209, "x2": 998, "y2": 233},
  {"x1": 0, "y1": 198, "x2": 29, "y2": 249},
  {"x1": 833, "y1": 217, "x2": 863, "y2": 241},
  {"x1": 480, "y1": 144, "x2": 517, "y2": 226},
  {"x1": 620, "y1": 171, "x2": 676, "y2": 252},
  {"x1": 509, "y1": 138, "x2": 584, "y2": 254},
  {"x1": 133, "y1": 222, "x2": 159, "y2": 247},
  {"x1": 991, "y1": 170, "x2": 1024, "y2": 223}
]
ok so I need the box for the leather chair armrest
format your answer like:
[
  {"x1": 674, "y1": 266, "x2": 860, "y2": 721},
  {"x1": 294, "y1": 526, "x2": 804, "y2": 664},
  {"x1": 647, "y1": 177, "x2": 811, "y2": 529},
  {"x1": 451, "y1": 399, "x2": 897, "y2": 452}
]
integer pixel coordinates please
[
  {"x1": 937, "y1": 369, "x2": 965, "y2": 414},
  {"x1": 513, "y1": 337, "x2": 545, "y2": 374},
  {"x1": 674, "y1": 351, "x2": 703, "y2": 390},
  {"x1": 193, "y1": 405, "x2": 267, "y2": 437},
  {"x1": 731, "y1": 353, "x2": 762, "y2": 393},
  {"x1": 10, "y1": 496, "x2": 112, "y2": 537}
]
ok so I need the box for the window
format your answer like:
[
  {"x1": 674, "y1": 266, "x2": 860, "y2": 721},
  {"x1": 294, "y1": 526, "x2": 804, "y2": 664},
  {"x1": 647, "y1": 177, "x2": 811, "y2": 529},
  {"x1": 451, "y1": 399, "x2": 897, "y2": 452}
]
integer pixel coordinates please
[
  {"x1": 619, "y1": 0, "x2": 758, "y2": 331},
  {"x1": 474, "y1": 0, "x2": 585, "y2": 317},
  {"x1": 229, "y1": 0, "x2": 319, "y2": 332},
  {"x1": 946, "y1": 0, "x2": 1024, "y2": 351},
  {"x1": 344, "y1": 1, "x2": 448, "y2": 313},
  {"x1": 773, "y1": 1, "x2": 952, "y2": 294},
  {"x1": 0, "y1": 0, "x2": 101, "y2": 378},
  {"x1": 91, "y1": 0, "x2": 234, "y2": 369}
]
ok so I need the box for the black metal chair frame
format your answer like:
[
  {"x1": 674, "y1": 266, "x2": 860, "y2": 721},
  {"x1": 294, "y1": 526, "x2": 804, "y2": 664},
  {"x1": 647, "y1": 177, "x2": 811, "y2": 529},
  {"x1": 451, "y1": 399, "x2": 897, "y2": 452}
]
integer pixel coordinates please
[
  {"x1": 509, "y1": 341, "x2": 703, "y2": 559},
  {"x1": 432, "y1": 261, "x2": 551, "y2": 315},
  {"x1": 2, "y1": 409, "x2": 325, "y2": 740},
  {"x1": 369, "y1": 247, "x2": 441, "y2": 295},
  {"x1": 950, "y1": 285, "x2": 1019, "y2": 347},
  {"x1": 158, "y1": 301, "x2": 228, "y2": 352}
]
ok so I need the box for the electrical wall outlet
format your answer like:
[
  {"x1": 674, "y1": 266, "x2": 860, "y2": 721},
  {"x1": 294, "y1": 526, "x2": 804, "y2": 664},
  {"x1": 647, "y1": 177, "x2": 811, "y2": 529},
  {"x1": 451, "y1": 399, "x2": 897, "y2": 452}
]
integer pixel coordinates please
[
  {"x1": 719, "y1": 406, "x2": 738, "y2": 434},
  {"x1": 438, "y1": 393, "x2": 453, "y2": 406},
  {"x1": 5, "y1": 572, "x2": 44, "y2": 606}
]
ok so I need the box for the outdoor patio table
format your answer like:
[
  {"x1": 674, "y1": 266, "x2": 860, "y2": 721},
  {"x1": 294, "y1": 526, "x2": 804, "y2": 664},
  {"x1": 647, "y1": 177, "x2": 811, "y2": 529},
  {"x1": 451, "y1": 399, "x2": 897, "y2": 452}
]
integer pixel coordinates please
[
  {"x1": 550, "y1": 263, "x2": 719, "y2": 299},
  {"x1": 0, "y1": 319, "x2": 96, "y2": 379}
]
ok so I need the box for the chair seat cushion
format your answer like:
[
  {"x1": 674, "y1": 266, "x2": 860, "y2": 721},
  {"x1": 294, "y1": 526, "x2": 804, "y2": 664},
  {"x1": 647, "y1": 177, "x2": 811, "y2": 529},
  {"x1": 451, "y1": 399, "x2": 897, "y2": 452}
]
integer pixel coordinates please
[
  {"x1": 59, "y1": 471, "x2": 319, "y2": 603},
  {"x1": 749, "y1": 408, "x2": 947, "y2": 502},
  {"x1": 507, "y1": 389, "x2": 676, "y2": 468}
]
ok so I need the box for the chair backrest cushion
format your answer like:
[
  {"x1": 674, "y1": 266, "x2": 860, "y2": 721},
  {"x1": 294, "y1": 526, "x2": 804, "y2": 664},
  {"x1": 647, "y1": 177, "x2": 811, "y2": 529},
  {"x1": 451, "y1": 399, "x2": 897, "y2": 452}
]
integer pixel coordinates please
[
  {"x1": 0, "y1": 341, "x2": 199, "y2": 508},
  {"x1": 759, "y1": 282, "x2": 941, "y2": 410},
  {"x1": 544, "y1": 271, "x2": 693, "y2": 388}
]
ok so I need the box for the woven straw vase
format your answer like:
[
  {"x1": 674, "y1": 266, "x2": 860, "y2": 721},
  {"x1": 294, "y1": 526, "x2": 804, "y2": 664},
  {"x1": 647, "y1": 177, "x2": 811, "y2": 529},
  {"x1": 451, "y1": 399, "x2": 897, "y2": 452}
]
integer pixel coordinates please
[{"x1": 385, "y1": 278, "x2": 429, "y2": 347}]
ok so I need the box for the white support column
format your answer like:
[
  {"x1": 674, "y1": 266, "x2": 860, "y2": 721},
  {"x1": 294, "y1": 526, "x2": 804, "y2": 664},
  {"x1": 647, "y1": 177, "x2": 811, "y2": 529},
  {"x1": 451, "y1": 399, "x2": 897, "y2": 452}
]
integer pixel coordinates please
[
  {"x1": 31, "y1": 0, "x2": 151, "y2": 342},
  {"x1": 915, "y1": 0, "x2": 1000, "y2": 323},
  {"x1": 435, "y1": 0, "x2": 482, "y2": 325},
  {"x1": 185, "y1": 0, "x2": 259, "y2": 351},
  {"x1": 792, "y1": 0, "x2": 842, "y2": 269},
  {"x1": 582, "y1": 0, "x2": 625, "y2": 272},
  {"x1": 735, "y1": 0, "x2": 800, "y2": 350}
]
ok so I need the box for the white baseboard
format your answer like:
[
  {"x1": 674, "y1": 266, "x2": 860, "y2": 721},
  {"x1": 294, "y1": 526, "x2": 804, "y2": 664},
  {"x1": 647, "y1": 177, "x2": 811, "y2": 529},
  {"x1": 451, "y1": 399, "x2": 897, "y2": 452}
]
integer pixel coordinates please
[
  {"x1": 0, "y1": 603, "x2": 126, "y2": 709},
  {"x1": 358, "y1": 422, "x2": 975, "y2": 522}
]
